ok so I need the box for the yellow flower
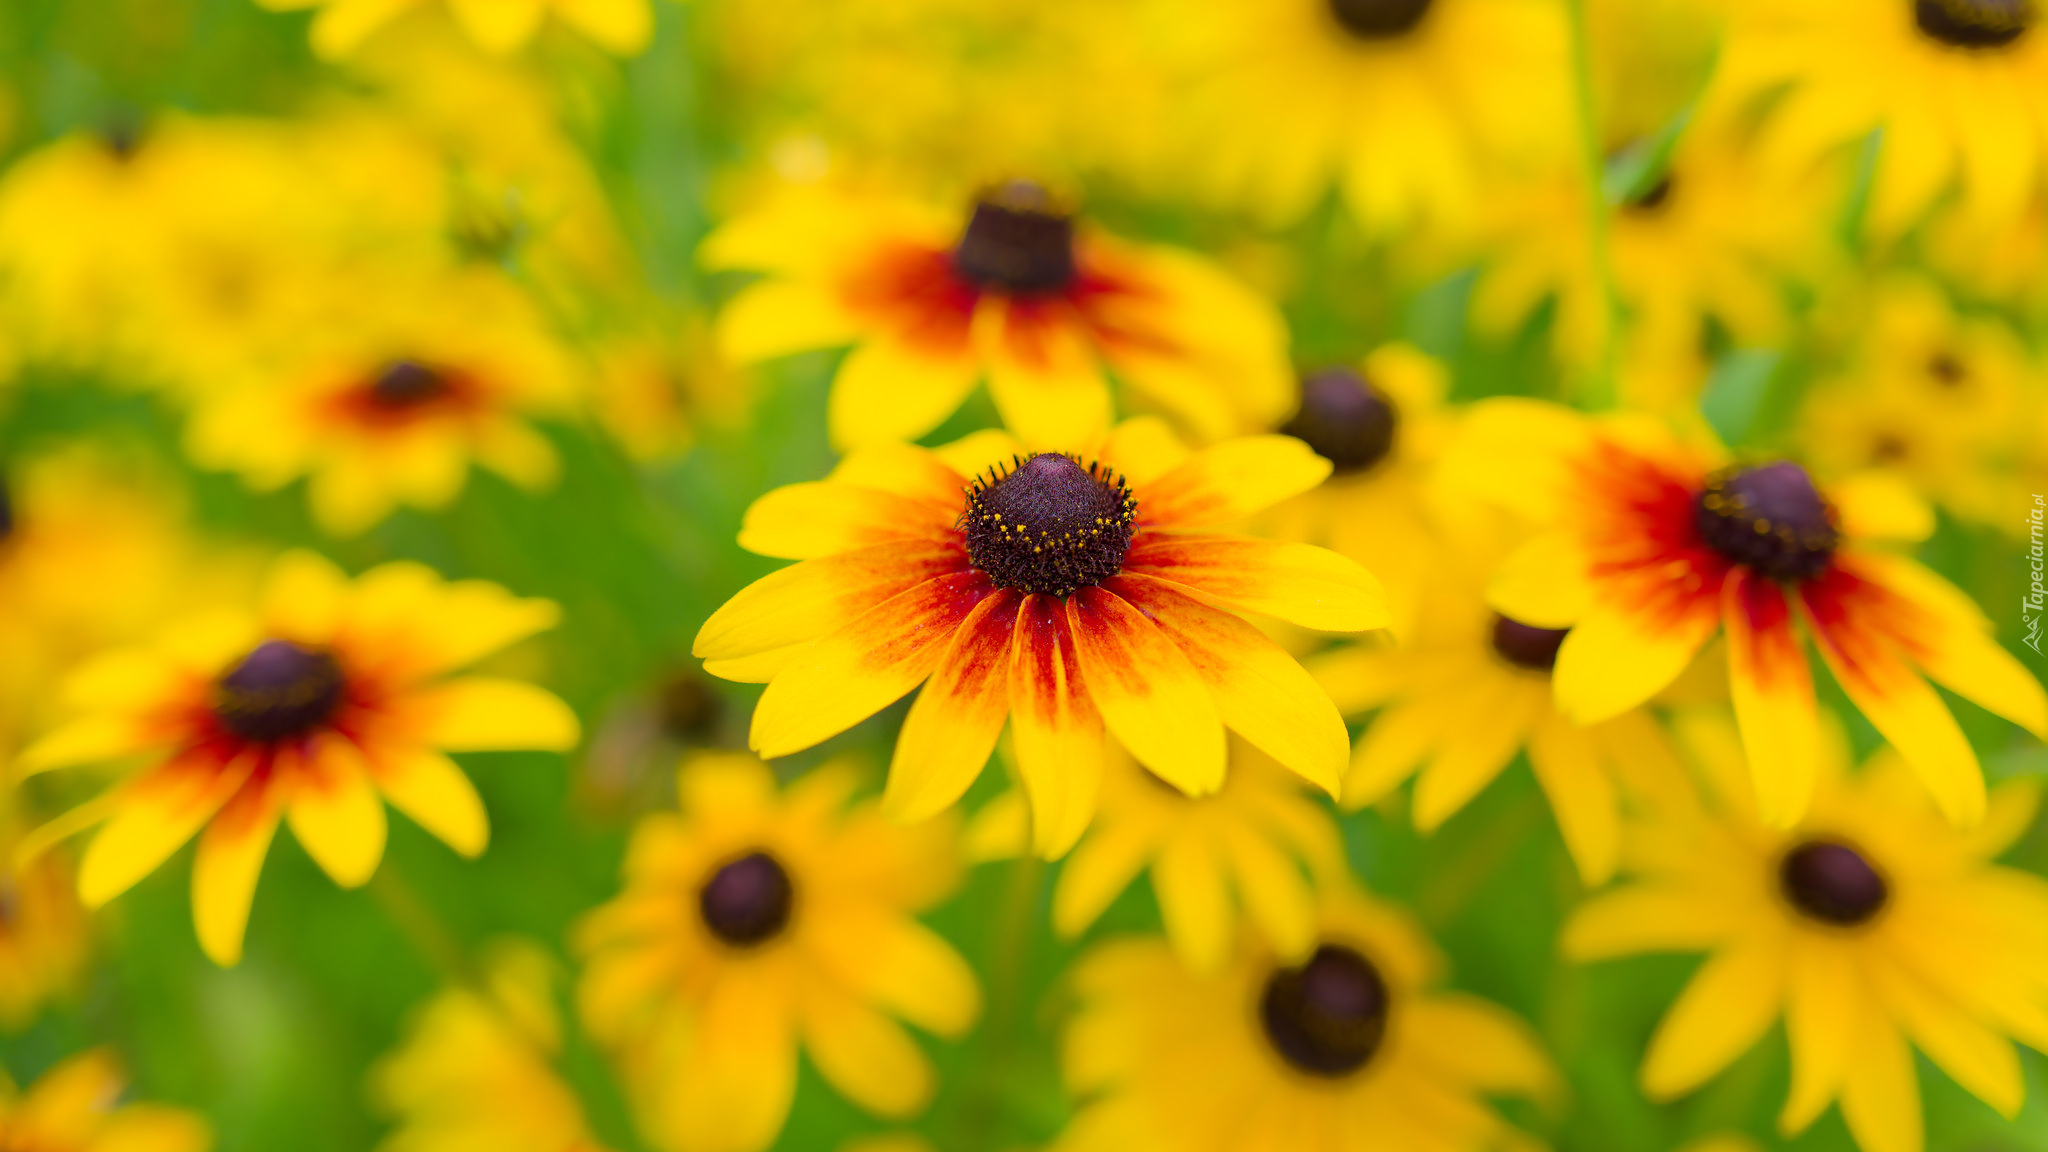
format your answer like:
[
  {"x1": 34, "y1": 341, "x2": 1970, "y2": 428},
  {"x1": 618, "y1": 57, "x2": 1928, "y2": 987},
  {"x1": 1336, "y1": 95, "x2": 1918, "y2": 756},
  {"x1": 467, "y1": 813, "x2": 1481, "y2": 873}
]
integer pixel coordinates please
[
  {"x1": 0, "y1": 1048, "x2": 211, "y2": 1152},
  {"x1": 1045, "y1": 740, "x2": 1346, "y2": 975},
  {"x1": 1143, "y1": 0, "x2": 1570, "y2": 235},
  {"x1": 703, "y1": 181, "x2": 1293, "y2": 449},
  {"x1": 1262, "y1": 343, "x2": 1457, "y2": 633},
  {"x1": 183, "y1": 272, "x2": 579, "y2": 536},
  {"x1": 1565, "y1": 710, "x2": 2048, "y2": 1152},
  {"x1": 372, "y1": 940, "x2": 615, "y2": 1152},
  {"x1": 573, "y1": 753, "x2": 980, "y2": 1152},
  {"x1": 587, "y1": 316, "x2": 754, "y2": 465},
  {"x1": 255, "y1": 0, "x2": 655, "y2": 58},
  {"x1": 1058, "y1": 887, "x2": 1554, "y2": 1152},
  {"x1": 1796, "y1": 276, "x2": 2038, "y2": 534},
  {"x1": 693, "y1": 421, "x2": 1387, "y2": 857},
  {"x1": 0, "y1": 838, "x2": 90, "y2": 1031},
  {"x1": 1447, "y1": 399, "x2": 2047, "y2": 828},
  {"x1": 17, "y1": 551, "x2": 580, "y2": 966},
  {"x1": 1717, "y1": 0, "x2": 2048, "y2": 234},
  {"x1": 1311, "y1": 524, "x2": 1687, "y2": 885}
]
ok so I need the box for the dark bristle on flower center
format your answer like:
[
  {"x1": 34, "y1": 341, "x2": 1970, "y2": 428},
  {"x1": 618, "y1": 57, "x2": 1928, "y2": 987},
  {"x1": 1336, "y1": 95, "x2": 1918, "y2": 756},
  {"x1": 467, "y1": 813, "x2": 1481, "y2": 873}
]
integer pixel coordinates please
[
  {"x1": 952, "y1": 181, "x2": 1077, "y2": 295},
  {"x1": 1693, "y1": 462, "x2": 1840, "y2": 582},
  {"x1": 1915, "y1": 0, "x2": 2031, "y2": 47},
  {"x1": 213, "y1": 640, "x2": 346, "y2": 743},
  {"x1": 699, "y1": 851, "x2": 794, "y2": 947},
  {"x1": 1328, "y1": 0, "x2": 1434, "y2": 38},
  {"x1": 962, "y1": 453, "x2": 1137, "y2": 598},
  {"x1": 369, "y1": 360, "x2": 451, "y2": 410},
  {"x1": 1780, "y1": 840, "x2": 1889, "y2": 926},
  {"x1": 0, "y1": 478, "x2": 14, "y2": 542},
  {"x1": 1281, "y1": 368, "x2": 1399, "y2": 474},
  {"x1": 1261, "y1": 944, "x2": 1390, "y2": 1077},
  {"x1": 1490, "y1": 614, "x2": 1570, "y2": 672}
]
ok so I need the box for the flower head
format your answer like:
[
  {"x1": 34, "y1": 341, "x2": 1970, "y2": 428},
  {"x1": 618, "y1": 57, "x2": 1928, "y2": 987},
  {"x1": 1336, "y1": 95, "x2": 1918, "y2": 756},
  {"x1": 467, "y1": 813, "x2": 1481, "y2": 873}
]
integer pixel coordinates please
[
  {"x1": 574, "y1": 753, "x2": 979, "y2": 1152},
  {"x1": 0, "y1": 1048, "x2": 211, "y2": 1152},
  {"x1": 1057, "y1": 889, "x2": 1555, "y2": 1152},
  {"x1": 1452, "y1": 400, "x2": 2047, "y2": 827},
  {"x1": 18, "y1": 551, "x2": 579, "y2": 965},
  {"x1": 1566, "y1": 711, "x2": 2048, "y2": 1152},
  {"x1": 693, "y1": 420, "x2": 1388, "y2": 856},
  {"x1": 704, "y1": 184, "x2": 1293, "y2": 448},
  {"x1": 253, "y1": 0, "x2": 655, "y2": 58}
]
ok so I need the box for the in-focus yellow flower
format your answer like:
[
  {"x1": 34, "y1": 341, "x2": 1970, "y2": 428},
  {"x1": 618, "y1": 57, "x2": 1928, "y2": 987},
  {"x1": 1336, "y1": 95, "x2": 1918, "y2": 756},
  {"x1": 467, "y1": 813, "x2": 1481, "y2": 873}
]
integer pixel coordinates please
[
  {"x1": 255, "y1": 0, "x2": 654, "y2": 59},
  {"x1": 693, "y1": 421, "x2": 1387, "y2": 857},
  {"x1": 1566, "y1": 711, "x2": 2048, "y2": 1152},
  {"x1": 372, "y1": 940, "x2": 614, "y2": 1152},
  {"x1": 704, "y1": 181, "x2": 1293, "y2": 449},
  {"x1": 0, "y1": 1048, "x2": 211, "y2": 1152},
  {"x1": 1046, "y1": 741, "x2": 1346, "y2": 975},
  {"x1": 1449, "y1": 400, "x2": 2047, "y2": 828},
  {"x1": 183, "y1": 273, "x2": 579, "y2": 536},
  {"x1": 1058, "y1": 887, "x2": 1554, "y2": 1152},
  {"x1": 1797, "y1": 276, "x2": 2037, "y2": 534},
  {"x1": 1311, "y1": 525, "x2": 1686, "y2": 885},
  {"x1": 1718, "y1": 0, "x2": 2048, "y2": 234},
  {"x1": 574, "y1": 753, "x2": 980, "y2": 1152},
  {"x1": 17, "y1": 551, "x2": 579, "y2": 966},
  {"x1": 1147, "y1": 0, "x2": 1570, "y2": 235}
]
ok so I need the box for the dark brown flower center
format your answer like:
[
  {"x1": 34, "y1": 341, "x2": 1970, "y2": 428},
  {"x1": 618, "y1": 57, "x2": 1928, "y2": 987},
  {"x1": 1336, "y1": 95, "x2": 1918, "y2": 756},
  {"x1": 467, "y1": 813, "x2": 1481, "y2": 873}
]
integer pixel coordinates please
[
  {"x1": 213, "y1": 640, "x2": 347, "y2": 744},
  {"x1": 1915, "y1": 0, "x2": 2031, "y2": 47},
  {"x1": 1261, "y1": 944, "x2": 1390, "y2": 1077},
  {"x1": 1281, "y1": 368, "x2": 1399, "y2": 474},
  {"x1": 962, "y1": 453, "x2": 1137, "y2": 598},
  {"x1": 699, "y1": 851, "x2": 794, "y2": 947},
  {"x1": 1693, "y1": 462, "x2": 1840, "y2": 583},
  {"x1": 657, "y1": 670, "x2": 723, "y2": 742},
  {"x1": 1490, "y1": 614, "x2": 1570, "y2": 672},
  {"x1": 0, "y1": 477, "x2": 15, "y2": 543},
  {"x1": 952, "y1": 181, "x2": 1077, "y2": 296},
  {"x1": 1780, "y1": 840, "x2": 1888, "y2": 926},
  {"x1": 1926, "y1": 351, "x2": 1968, "y2": 386},
  {"x1": 1328, "y1": 0, "x2": 1433, "y2": 38},
  {"x1": 368, "y1": 360, "x2": 453, "y2": 411}
]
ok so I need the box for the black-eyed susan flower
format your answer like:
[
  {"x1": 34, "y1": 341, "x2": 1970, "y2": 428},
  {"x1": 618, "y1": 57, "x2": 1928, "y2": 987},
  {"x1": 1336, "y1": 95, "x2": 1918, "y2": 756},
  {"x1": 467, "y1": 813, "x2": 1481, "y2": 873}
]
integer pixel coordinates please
[
  {"x1": 373, "y1": 940, "x2": 614, "y2": 1152},
  {"x1": 0, "y1": 1048, "x2": 211, "y2": 1152},
  {"x1": 1566, "y1": 711, "x2": 2048, "y2": 1152},
  {"x1": 693, "y1": 420, "x2": 1387, "y2": 857},
  {"x1": 16, "y1": 551, "x2": 579, "y2": 966},
  {"x1": 1037, "y1": 740, "x2": 1346, "y2": 975},
  {"x1": 1151, "y1": 0, "x2": 1571, "y2": 235},
  {"x1": 703, "y1": 182, "x2": 1292, "y2": 449},
  {"x1": 0, "y1": 838, "x2": 89, "y2": 1031},
  {"x1": 254, "y1": 0, "x2": 654, "y2": 58},
  {"x1": 183, "y1": 273, "x2": 579, "y2": 536},
  {"x1": 1311, "y1": 525, "x2": 1687, "y2": 884},
  {"x1": 1058, "y1": 887, "x2": 1554, "y2": 1152},
  {"x1": 1450, "y1": 400, "x2": 2047, "y2": 828},
  {"x1": 1718, "y1": 0, "x2": 2048, "y2": 235},
  {"x1": 573, "y1": 752, "x2": 979, "y2": 1152}
]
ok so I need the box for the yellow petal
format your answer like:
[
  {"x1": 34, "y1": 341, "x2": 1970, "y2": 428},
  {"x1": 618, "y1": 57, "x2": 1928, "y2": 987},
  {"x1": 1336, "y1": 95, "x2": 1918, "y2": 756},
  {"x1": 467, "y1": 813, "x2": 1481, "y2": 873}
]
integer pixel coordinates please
[
  {"x1": 553, "y1": 0, "x2": 652, "y2": 52},
  {"x1": 1009, "y1": 595, "x2": 1106, "y2": 858},
  {"x1": 1641, "y1": 936, "x2": 1786, "y2": 1099},
  {"x1": 1779, "y1": 938, "x2": 1861, "y2": 1134},
  {"x1": 666, "y1": 966, "x2": 797, "y2": 1152},
  {"x1": 1526, "y1": 714, "x2": 1620, "y2": 886},
  {"x1": 1553, "y1": 600, "x2": 1717, "y2": 726},
  {"x1": 447, "y1": 0, "x2": 545, "y2": 52},
  {"x1": 1124, "y1": 534, "x2": 1389, "y2": 633},
  {"x1": 1051, "y1": 813, "x2": 1161, "y2": 938},
  {"x1": 1067, "y1": 587, "x2": 1225, "y2": 797},
  {"x1": 286, "y1": 739, "x2": 388, "y2": 888},
  {"x1": 1836, "y1": 1011, "x2": 1924, "y2": 1152},
  {"x1": 829, "y1": 336, "x2": 981, "y2": 450},
  {"x1": 260, "y1": 550, "x2": 350, "y2": 644},
  {"x1": 804, "y1": 904, "x2": 982, "y2": 1037},
  {"x1": 80, "y1": 758, "x2": 248, "y2": 908},
  {"x1": 800, "y1": 989, "x2": 935, "y2": 1119},
  {"x1": 373, "y1": 747, "x2": 489, "y2": 857},
  {"x1": 1868, "y1": 957, "x2": 2022, "y2": 1120},
  {"x1": 192, "y1": 784, "x2": 284, "y2": 966},
  {"x1": 1152, "y1": 836, "x2": 1233, "y2": 975},
  {"x1": 410, "y1": 678, "x2": 581, "y2": 752},
  {"x1": 884, "y1": 591, "x2": 1018, "y2": 824},
  {"x1": 1135, "y1": 436, "x2": 1331, "y2": 529},
  {"x1": 716, "y1": 280, "x2": 862, "y2": 363}
]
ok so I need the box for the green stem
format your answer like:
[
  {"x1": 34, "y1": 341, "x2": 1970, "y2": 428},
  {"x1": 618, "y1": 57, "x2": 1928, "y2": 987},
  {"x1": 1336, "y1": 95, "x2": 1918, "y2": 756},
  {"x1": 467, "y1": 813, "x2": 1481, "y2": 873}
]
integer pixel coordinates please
[
  {"x1": 1564, "y1": 0, "x2": 1620, "y2": 410},
  {"x1": 953, "y1": 852, "x2": 1045, "y2": 1149},
  {"x1": 367, "y1": 860, "x2": 474, "y2": 985}
]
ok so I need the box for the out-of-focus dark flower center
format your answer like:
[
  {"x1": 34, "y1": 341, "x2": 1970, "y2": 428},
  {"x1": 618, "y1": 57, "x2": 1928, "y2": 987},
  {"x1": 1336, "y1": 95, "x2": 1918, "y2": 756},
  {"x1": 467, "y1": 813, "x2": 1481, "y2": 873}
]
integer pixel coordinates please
[
  {"x1": 1261, "y1": 944, "x2": 1391, "y2": 1077},
  {"x1": 952, "y1": 181, "x2": 1077, "y2": 296},
  {"x1": 1281, "y1": 368, "x2": 1399, "y2": 474},
  {"x1": 657, "y1": 670, "x2": 723, "y2": 742},
  {"x1": 1624, "y1": 174, "x2": 1675, "y2": 214},
  {"x1": 1490, "y1": 614, "x2": 1570, "y2": 672},
  {"x1": 962, "y1": 453, "x2": 1137, "y2": 598},
  {"x1": 1926, "y1": 352, "x2": 1968, "y2": 386},
  {"x1": 0, "y1": 478, "x2": 15, "y2": 543},
  {"x1": 213, "y1": 640, "x2": 347, "y2": 744},
  {"x1": 699, "y1": 851, "x2": 795, "y2": 947},
  {"x1": 1915, "y1": 0, "x2": 2031, "y2": 48},
  {"x1": 1693, "y1": 461, "x2": 1840, "y2": 582},
  {"x1": 369, "y1": 360, "x2": 453, "y2": 411},
  {"x1": 1328, "y1": 0, "x2": 1434, "y2": 37},
  {"x1": 1780, "y1": 840, "x2": 1889, "y2": 926}
]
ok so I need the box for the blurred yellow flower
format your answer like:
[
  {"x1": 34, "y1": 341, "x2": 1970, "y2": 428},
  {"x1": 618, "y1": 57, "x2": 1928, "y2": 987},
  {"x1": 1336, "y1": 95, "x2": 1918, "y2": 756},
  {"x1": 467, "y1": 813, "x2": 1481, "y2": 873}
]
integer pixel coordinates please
[
  {"x1": 0, "y1": 1048, "x2": 211, "y2": 1152},
  {"x1": 1567, "y1": 711, "x2": 2048, "y2": 1152},
  {"x1": 1058, "y1": 887, "x2": 1554, "y2": 1152},
  {"x1": 0, "y1": 836, "x2": 89, "y2": 1031},
  {"x1": 17, "y1": 551, "x2": 578, "y2": 966},
  {"x1": 372, "y1": 940, "x2": 614, "y2": 1152},
  {"x1": 573, "y1": 753, "x2": 980, "y2": 1152},
  {"x1": 183, "y1": 273, "x2": 580, "y2": 536},
  {"x1": 256, "y1": 0, "x2": 654, "y2": 58},
  {"x1": 704, "y1": 181, "x2": 1293, "y2": 449}
]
